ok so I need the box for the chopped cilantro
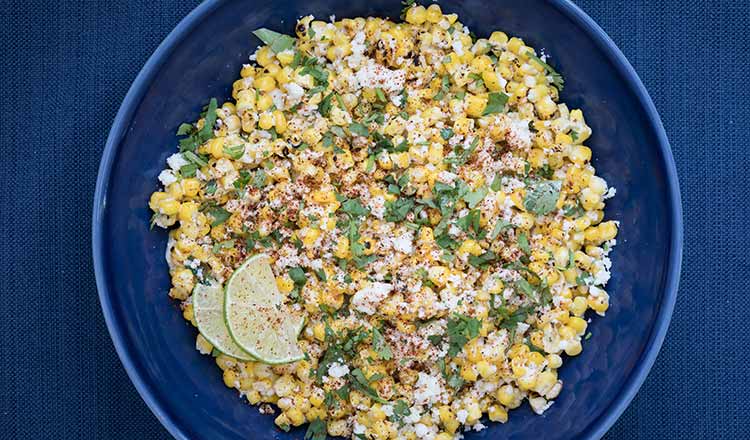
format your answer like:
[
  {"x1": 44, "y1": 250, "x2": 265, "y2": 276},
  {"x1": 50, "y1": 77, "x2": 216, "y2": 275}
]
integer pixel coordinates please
[
  {"x1": 371, "y1": 327, "x2": 393, "y2": 360},
  {"x1": 524, "y1": 180, "x2": 562, "y2": 215},
  {"x1": 526, "y1": 51, "x2": 565, "y2": 91},
  {"x1": 482, "y1": 92, "x2": 509, "y2": 115},
  {"x1": 349, "y1": 122, "x2": 370, "y2": 137},
  {"x1": 252, "y1": 28, "x2": 296, "y2": 54}
]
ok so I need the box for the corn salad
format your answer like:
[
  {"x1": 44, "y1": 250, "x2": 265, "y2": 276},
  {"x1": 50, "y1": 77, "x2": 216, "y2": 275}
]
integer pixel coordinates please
[{"x1": 149, "y1": 4, "x2": 618, "y2": 439}]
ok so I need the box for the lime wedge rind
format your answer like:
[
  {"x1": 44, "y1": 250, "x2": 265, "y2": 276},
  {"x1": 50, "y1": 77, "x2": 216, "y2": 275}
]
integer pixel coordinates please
[
  {"x1": 224, "y1": 254, "x2": 306, "y2": 365},
  {"x1": 193, "y1": 281, "x2": 256, "y2": 361}
]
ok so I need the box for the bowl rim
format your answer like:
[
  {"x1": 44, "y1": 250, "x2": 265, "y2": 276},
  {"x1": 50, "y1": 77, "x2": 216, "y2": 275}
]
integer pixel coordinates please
[{"x1": 92, "y1": 1, "x2": 683, "y2": 439}]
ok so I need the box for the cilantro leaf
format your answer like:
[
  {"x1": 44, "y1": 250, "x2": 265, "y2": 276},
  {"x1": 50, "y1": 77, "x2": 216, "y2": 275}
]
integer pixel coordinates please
[
  {"x1": 482, "y1": 92, "x2": 509, "y2": 115},
  {"x1": 440, "y1": 128, "x2": 454, "y2": 140},
  {"x1": 523, "y1": 180, "x2": 562, "y2": 215},
  {"x1": 207, "y1": 207, "x2": 230, "y2": 226},
  {"x1": 371, "y1": 327, "x2": 393, "y2": 360},
  {"x1": 518, "y1": 232, "x2": 530, "y2": 254},
  {"x1": 349, "y1": 122, "x2": 370, "y2": 137},
  {"x1": 304, "y1": 418, "x2": 327, "y2": 440},
  {"x1": 463, "y1": 185, "x2": 488, "y2": 208},
  {"x1": 252, "y1": 28, "x2": 296, "y2": 54},
  {"x1": 468, "y1": 251, "x2": 498, "y2": 269},
  {"x1": 526, "y1": 51, "x2": 565, "y2": 91},
  {"x1": 445, "y1": 313, "x2": 482, "y2": 357},
  {"x1": 319, "y1": 92, "x2": 335, "y2": 117},
  {"x1": 488, "y1": 219, "x2": 512, "y2": 240}
]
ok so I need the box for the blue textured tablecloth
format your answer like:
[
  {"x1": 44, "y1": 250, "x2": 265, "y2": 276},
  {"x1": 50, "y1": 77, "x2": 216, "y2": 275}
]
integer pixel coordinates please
[{"x1": 1, "y1": 0, "x2": 747, "y2": 438}]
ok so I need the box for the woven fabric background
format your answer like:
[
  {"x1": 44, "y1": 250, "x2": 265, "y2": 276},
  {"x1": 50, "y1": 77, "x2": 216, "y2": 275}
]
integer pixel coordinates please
[{"x1": 0, "y1": 0, "x2": 747, "y2": 438}]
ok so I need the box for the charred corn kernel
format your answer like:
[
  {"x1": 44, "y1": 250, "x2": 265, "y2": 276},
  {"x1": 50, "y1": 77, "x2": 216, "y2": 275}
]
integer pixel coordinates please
[{"x1": 222, "y1": 369, "x2": 237, "y2": 388}]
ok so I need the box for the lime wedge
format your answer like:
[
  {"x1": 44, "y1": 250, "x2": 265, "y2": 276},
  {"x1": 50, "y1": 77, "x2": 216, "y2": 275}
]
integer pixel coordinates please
[
  {"x1": 192, "y1": 281, "x2": 255, "y2": 361},
  {"x1": 225, "y1": 254, "x2": 305, "y2": 364}
]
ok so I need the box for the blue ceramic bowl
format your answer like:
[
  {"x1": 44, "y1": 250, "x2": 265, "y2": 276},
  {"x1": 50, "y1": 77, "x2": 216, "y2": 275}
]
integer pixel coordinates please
[{"x1": 93, "y1": 1, "x2": 682, "y2": 439}]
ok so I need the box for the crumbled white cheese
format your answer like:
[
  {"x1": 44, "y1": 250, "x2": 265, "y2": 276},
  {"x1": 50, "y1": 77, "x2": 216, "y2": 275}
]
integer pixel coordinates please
[
  {"x1": 158, "y1": 169, "x2": 178, "y2": 186},
  {"x1": 166, "y1": 153, "x2": 188, "y2": 171},
  {"x1": 352, "y1": 282, "x2": 393, "y2": 315},
  {"x1": 392, "y1": 231, "x2": 415, "y2": 254},
  {"x1": 327, "y1": 362, "x2": 349, "y2": 378},
  {"x1": 413, "y1": 372, "x2": 444, "y2": 405}
]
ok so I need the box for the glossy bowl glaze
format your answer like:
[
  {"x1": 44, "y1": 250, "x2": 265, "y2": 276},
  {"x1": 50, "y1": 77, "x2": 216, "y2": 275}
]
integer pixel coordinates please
[{"x1": 92, "y1": 1, "x2": 682, "y2": 439}]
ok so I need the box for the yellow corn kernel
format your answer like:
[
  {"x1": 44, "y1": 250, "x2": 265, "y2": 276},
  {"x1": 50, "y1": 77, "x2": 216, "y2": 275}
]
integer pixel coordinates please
[
  {"x1": 569, "y1": 145, "x2": 592, "y2": 164},
  {"x1": 547, "y1": 354, "x2": 563, "y2": 370},
  {"x1": 256, "y1": 93, "x2": 273, "y2": 111},
  {"x1": 222, "y1": 369, "x2": 237, "y2": 388},
  {"x1": 276, "y1": 50, "x2": 295, "y2": 65},
  {"x1": 334, "y1": 237, "x2": 350, "y2": 259},
  {"x1": 149, "y1": 191, "x2": 169, "y2": 211},
  {"x1": 496, "y1": 384, "x2": 518, "y2": 408},
  {"x1": 255, "y1": 75, "x2": 276, "y2": 92},
  {"x1": 427, "y1": 266, "x2": 450, "y2": 287},
  {"x1": 274, "y1": 413, "x2": 290, "y2": 430},
  {"x1": 488, "y1": 405, "x2": 508, "y2": 423},
  {"x1": 178, "y1": 201, "x2": 199, "y2": 223},
  {"x1": 482, "y1": 70, "x2": 503, "y2": 92},
  {"x1": 258, "y1": 112, "x2": 275, "y2": 130},
  {"x1": 570, "y1": 296, "x2": 588, "y2": 316},
  {"x1": 489, "y1": 31, "x2": 509, "y2": 45},
  {"x1": 276, "y1": 276, "x2": 294, "y2": 294},
  {"x1": 564, "y1": 340, "x2": 583, "y2": 356},
  {"x1": 285, "y1": 407, "x2": 305, "y2": 426},
  {"x1": 466, "y1": 94, "x2": 488, "y2": 118},
  {"x1": 312, "y1": 322, "x2": 326, "y2": 342},
  {"x1": 598, "y1": 221, "x2": 618, "y2": 241},
  {"x1": 405, "y1": 5, "x2": 427, "y2": 24},
  {"x1": 458, "y1": 239, "x2": 483, "y2": 256},
  {"x1": 273, "y1": 110, "x2": 288, "y2": 134},
  {"x1": 460, "y1": 365, "x2": 478, "y2": 382},
  {"x1": 588, "y1": 294, "x2": 609, "y2": 314},
  {"x1": 568, "y1": 316, "x2": 588, "y2": 334},
  {"x1": 426, "y1": 4, "x2": 442, "y2": 23},
  {"x1": 159, "y1": 199, "x2": 180, "y2": 216},
  {"x1": 256, "y1": 46, "x2": 275, "y2": 66}
]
